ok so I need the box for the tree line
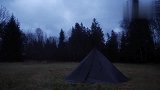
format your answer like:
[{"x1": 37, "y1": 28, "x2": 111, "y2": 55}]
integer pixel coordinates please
[{"x1": 0, "y1": 6, "x2": 160, "y2": 63}]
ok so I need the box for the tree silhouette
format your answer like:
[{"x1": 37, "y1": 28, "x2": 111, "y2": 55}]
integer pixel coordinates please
[
  {"x1": 68, "y1": 23, "x2": 90, "y2": 61},
  {"x1": 36, "y1": 28, "x2": 45, "y2": 59},
  {"x1": 90, "y1": 18, "x2": 105, "y2": 49},
  {"x1": 106, "y1": 30, "x2": 119, "y2": 62},
  {"x1": 23, "y1": 30, "x2": 58, "y2": 61},
  {"x1": 58, "y1": 29, "x2": 68, "y2": 61},
  {"x1": 0, "y1": 5, "x2": 9, "y2": 23},
  {"x1": 58, "y1": 29, "x2": 65, "y2": 49},
  {"x1": 44, "y1": 36, "x2": 57, "y2": 60},
  {"x1": 23, "y1": 32, "x2": 36, "y2": 60},
  {"x1": 120, "y1": 31, "x2": 128, "y2": 62},
  {"x1": 0, "y1": 6, "x2": 10, "y2": 59},
  {"x1": 1, "y1": 15, "x2": 23, "y2": 62},
  {"x1": 126, "y1": 19, "x2": 154, "y2": 63}
]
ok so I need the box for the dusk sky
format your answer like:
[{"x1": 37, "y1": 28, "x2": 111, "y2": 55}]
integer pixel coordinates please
[{"x1": 1, "y1": 0, "x2": 151, "y2": 36}]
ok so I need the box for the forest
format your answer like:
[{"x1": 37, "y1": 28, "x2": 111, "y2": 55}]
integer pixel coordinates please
[{"x1": 0, "y1": 6, "x2": 160, "y2": 63}]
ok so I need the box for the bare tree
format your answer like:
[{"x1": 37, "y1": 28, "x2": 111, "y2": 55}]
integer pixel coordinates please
[
  {"x1": 35, "y1": 28, "x2": 44, "y2": 44},
  {"x1": 0, "y1": 5, "x2": 9, "y2": 23}
]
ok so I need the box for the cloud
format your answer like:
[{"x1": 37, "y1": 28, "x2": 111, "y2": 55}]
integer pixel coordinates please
[{"x1": 1, "y1": 0, "x2": 124, "y2": 36}]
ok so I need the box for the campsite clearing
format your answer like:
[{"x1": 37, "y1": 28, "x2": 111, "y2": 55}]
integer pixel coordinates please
[{"x1": 0, "y1": 63, "x2": 160, "y2": 90}]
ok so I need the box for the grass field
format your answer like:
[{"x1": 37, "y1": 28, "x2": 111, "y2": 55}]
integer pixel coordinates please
[{"x1": 0, "y1": 62, "x2": 160, "y2": 90}]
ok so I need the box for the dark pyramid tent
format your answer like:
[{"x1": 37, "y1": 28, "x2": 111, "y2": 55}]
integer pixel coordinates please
[{"x1": 65, "y1": 48, "x2": 128, "y2": 84}]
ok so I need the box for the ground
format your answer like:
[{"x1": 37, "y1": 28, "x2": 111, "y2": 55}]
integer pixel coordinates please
[{"x1": 0, "y1": 62, "x2": 160, "y2": 90}]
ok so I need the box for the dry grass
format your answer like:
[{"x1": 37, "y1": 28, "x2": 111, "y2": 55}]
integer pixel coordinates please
[{"x1": 0, "y1": 62, "x2": 160, "y2": 90}]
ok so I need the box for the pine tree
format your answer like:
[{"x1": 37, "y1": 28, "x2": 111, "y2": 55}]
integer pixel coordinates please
[
  {"x1": 58, "y1": 29, "x2": 67, "y2": 61},
  {"x1": 120, "y1": 31, "x2": 128, "y2": 62},
  {"x1": 44, "y1": 36, "x2": 57, "y2": 60},
  {"x1": 90, "y1": 18, "x2": 105, "y2": 49},
  {"x1": 106, "y1": 30, "x2": 119, "y2": 62},
  {"x1": 126, "y1": 19, "x2": 154, "y2": 63},
  {"x1": 58, "y1": 29, "x2": 65, "y2": 49},
  {"x1": 69, "y1": 23, "x2": 89, "y2": 61},
  {"x1": 1, "y1": 15, "x2": 23, "y2": 62}
]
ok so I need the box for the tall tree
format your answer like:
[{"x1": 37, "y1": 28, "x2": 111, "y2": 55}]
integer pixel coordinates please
[
  {"x1": 69, "y1": 23, "x2": 89, "y2": 61},
  {"x1": 126, "y1": 19, "x2": 154, "y2": 63},
  {"x1": 44, "y1": 36, "x2": 57, "y2": 60},
  {"x1": 1, "y1": 15, "x2": 23, "y2": 62},
  {"x1": 58, "y1": 29, "x2": 67, "y2": 61},
  {"x1": 151, "y1": 0, "x2": 160, "y2": 47},
  {"x1": 106, "y1": 30, "x2": 119, "y2": 62},
  {"x1": 35, "y1": 28, "x2": 44, "y2": 46},
  {"x1": 33, "y1": 28, "x2": 45, "y2": 60},
  {"x1": 90, "y1": 18, "x2": 105, "y2": 49},
  {"x1": 151, "y1": 1, "x2": 160, "y2": 62},
  {"x1": 23, "y1": 32, "x2": 38, "y2": 60},
  {"x1": 120, "y1": 31, "x2": 128, "y2": 62},
  {"x1": 0, "y1": 6, "x2": 9, "y2": 58},
  {"x1": 58, "y1": 29, "x2": 65, "y2": 49}
]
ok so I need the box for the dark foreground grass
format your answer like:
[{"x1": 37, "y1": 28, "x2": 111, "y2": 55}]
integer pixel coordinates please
[{"x1": 0, "y1": 62, "x2": 160, "y2": 90}]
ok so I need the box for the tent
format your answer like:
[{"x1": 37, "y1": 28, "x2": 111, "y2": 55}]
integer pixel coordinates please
[{"x1": 65, "y1": 48, "x2": 128, "y2": 84}]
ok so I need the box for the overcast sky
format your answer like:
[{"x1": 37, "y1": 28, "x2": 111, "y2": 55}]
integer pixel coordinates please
[{"x1": 1, "y1": 0, "x2": 151, "y2": 36}]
